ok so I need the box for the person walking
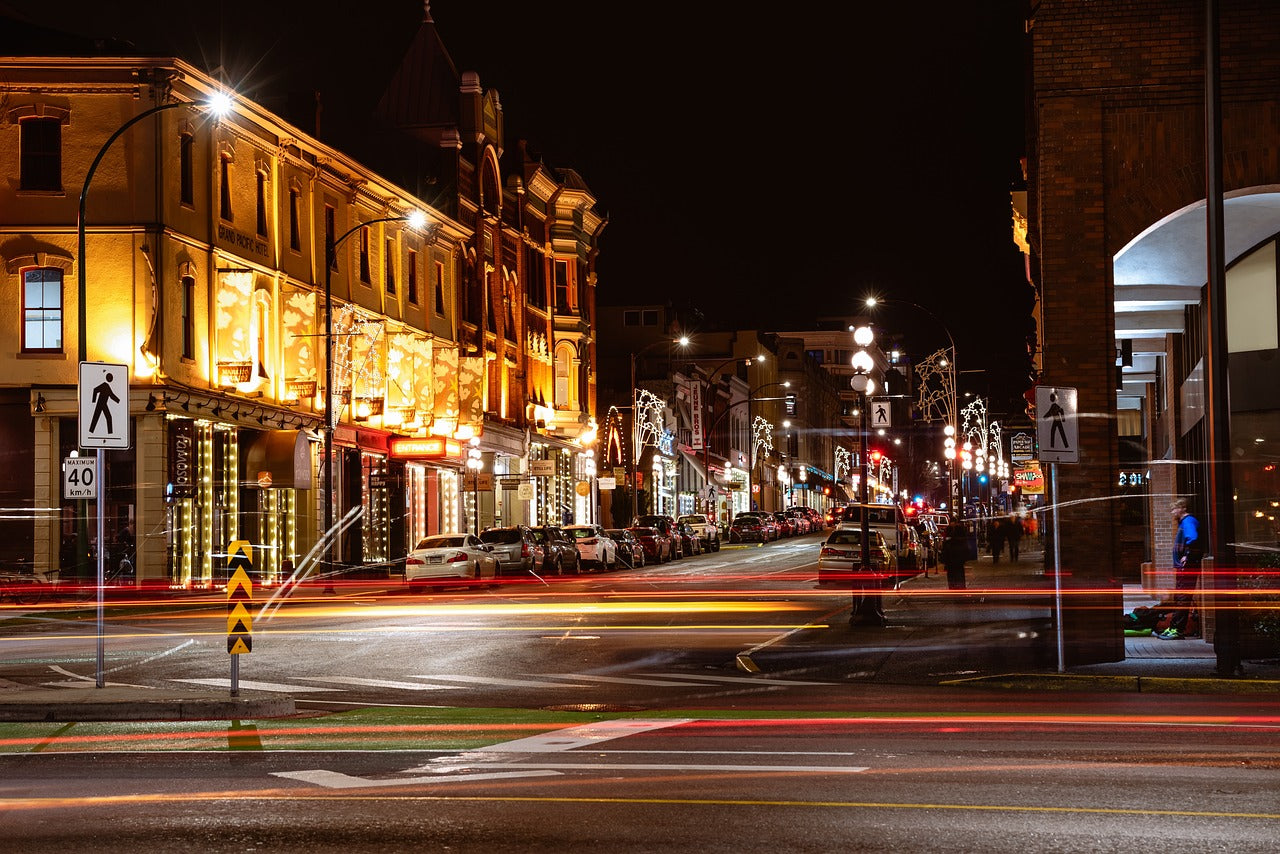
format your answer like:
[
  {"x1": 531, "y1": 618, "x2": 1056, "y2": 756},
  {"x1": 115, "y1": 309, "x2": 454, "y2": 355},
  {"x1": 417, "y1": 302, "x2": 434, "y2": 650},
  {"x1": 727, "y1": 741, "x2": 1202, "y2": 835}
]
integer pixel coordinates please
[
  {"x1": 1160, "y1": 498, "x2": 1203, "y2": 640},
  {"x1": 988, "y1": 517, "x2": 1006, "y2": 564},
  {"x1": 1006, "y1": 515, "x2": 1023, "y2": 561},
  {"x1": 941, "y1": 521, "x2": 970, "y2": 590}
]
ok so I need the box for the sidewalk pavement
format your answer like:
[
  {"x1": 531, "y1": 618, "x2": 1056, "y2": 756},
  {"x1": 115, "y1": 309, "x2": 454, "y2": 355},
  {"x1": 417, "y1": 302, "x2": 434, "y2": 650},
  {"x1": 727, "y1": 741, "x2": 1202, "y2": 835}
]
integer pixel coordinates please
[{"x1": 1, "y1": 542, "x2": 1277, "y2": 723}]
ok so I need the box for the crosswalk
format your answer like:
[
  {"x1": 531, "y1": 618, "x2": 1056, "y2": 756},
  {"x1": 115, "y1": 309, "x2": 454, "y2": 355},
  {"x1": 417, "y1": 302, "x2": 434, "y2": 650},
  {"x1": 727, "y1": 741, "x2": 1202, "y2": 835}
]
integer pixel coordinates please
[{"x1": 173, "y1": 670, "x2": 837, "y2": 696}]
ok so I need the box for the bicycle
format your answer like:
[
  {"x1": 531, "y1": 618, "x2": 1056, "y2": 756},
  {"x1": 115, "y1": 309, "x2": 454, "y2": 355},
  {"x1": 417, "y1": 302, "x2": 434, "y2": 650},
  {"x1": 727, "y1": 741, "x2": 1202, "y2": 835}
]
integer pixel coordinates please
[{"x1": 0, "y1": 569, "x2": 45, "y2": 605}]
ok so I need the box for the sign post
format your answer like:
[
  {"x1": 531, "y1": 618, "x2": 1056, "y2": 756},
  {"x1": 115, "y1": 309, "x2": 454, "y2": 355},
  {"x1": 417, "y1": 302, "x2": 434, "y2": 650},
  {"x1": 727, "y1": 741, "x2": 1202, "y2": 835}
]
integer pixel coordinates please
[
  {"x1": 79, "y1": 361, "x2": 130, "y2": 688},
  {"x1": 226, "y1": 540, "x2": 254, "y2": 696},
  {"x1": 1034, "y1": 385, "x2": 1079, "y2": 673}
]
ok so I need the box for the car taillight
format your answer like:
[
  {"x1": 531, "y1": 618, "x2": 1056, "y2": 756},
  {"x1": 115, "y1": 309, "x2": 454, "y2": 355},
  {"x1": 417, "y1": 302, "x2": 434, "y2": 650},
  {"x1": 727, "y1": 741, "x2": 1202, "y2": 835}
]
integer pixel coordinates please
[
  {"x1": 406, "y1": 557, "x2": 423, "y2": 566},
  {"x1": 521, "y1": 542, "x2": 531, "y2": 557},
  {"x1": 447, "y1": 552, "x2": 468, "y2": 563},
  {"x1": 820, "y1": 547, "x2": 856, "y2": 558}
]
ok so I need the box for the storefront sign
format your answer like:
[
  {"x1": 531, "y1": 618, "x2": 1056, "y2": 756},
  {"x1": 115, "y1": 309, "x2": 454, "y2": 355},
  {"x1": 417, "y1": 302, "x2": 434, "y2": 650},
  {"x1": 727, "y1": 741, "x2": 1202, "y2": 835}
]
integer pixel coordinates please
[
  {"x1": 530, "y1": 459, "x2": 556, "y2": 476},
  {"x1": 575, "y1": 480, "x2": 591, "y2": 497},
  {"x1": 690, "y1": 381, "x2": 704, "y2": 451},
  {"x1": 1010, "y1": 432, "x2": 1034, "y2": 463},
  {"x1": 597, "y1": 477, "x2": 616, "y2": 490},
  {"x1": 389, "y1": 436, "x2": 461, "y2": 459},
  {"x1": 1014, "y1": 466, "x2": 1045, "y2": 494},
  {"x1": 517, "y1": 483, "x2": 535, "y2": 500},
  {"x1": 169, "y1": 419, "x2": 195, "y2": 498}
]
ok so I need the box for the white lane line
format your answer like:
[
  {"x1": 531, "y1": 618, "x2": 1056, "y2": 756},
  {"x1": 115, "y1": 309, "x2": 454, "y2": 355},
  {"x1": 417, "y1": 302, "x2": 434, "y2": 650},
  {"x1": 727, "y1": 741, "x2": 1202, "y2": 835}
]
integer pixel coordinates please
[
  {"x1": 297, "y1": 676, "x2": 465, "y2": 691},
  {"x1": 476, "y1": 718, "x2": 694, "y2": 753},
  {"x1": 535, "y1": 673, "x2": 720, "y2": 687},
  {"x1": 410, "y1": 674, "x2": 593, "y2": 689},
  {"x1": 173, "y1": 678, "x2": 340, "y2": 693},
  {"x1": 736, "y1": 603, "x2": 851, "y2": 673},
  {"x1": 650, "y1": 672, "x2": 838, "y2": 687},
  {"x1": 272, "y1": 769, "x2": 561, "y2": 789}
]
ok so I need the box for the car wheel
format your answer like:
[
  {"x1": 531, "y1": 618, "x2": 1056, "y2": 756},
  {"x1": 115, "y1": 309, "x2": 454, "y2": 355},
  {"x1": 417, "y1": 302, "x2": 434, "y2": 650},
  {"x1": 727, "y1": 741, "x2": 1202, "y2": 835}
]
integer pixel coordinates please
[{"x1": 712, "y1": 540, "x2": 721, "y2": 552}]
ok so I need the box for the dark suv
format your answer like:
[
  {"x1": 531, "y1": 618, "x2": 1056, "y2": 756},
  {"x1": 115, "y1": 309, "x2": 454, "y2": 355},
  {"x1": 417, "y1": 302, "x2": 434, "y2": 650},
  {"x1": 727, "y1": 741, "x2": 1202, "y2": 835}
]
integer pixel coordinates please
[
  {"x1": 478, "y1": 525, "x2": 543, "y2": 575},
  {"x1": 529, "y1": 525, "x2": 581, "y2": 575},
  {"x1": 631, "y1": 514, "x2": 682, "y2": 558}
]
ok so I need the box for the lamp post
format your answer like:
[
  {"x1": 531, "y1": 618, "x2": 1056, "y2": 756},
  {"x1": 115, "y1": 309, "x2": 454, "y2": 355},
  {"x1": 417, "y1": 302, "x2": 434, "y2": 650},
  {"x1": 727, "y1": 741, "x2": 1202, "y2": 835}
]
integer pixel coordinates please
[
  {"x1": 849, "y1": 324, "x2": 884, "y2": 626},
  {"x1": 322, "y1": 210, "x2": 426, "y2": 568},
  {"x1": 628, "y1": 335, "x2": 688, "y2": 519},
  {"x1": 76, "y1": 88, "x2": 231, "y2": 689},
  {"x1": 466, "y1": 437, "x2": 483, "y2": 533},
  {"x1": 864, "y1": 295, "x2": 959, "y2": 517}
]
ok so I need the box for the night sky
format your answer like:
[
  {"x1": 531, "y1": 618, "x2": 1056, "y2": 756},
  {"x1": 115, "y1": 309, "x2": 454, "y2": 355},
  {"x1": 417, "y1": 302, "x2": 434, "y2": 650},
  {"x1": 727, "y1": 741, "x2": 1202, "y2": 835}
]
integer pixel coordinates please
[{"x1": 2, "y1": 0, "x2": 1033, "y2": 413}]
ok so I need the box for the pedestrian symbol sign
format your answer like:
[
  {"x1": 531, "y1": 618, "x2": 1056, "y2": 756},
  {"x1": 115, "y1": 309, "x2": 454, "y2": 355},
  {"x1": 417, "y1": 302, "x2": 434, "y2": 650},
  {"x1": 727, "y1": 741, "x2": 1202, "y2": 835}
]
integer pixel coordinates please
[
  {"x1": 78, "y1": 361, "x2": 130, "y2": 449},
  {"x1": 869, "y1": 397, "x2": 892, "y2": 428},
  {"x1": 1035, "y1": 385, "x2": 1079, "y2": 464}
]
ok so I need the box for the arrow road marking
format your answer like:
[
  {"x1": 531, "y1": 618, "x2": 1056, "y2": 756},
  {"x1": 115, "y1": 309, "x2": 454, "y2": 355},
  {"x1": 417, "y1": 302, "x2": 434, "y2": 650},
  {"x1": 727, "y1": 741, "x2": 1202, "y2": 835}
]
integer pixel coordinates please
[{"x1": 476, "y1": 718, "x2": 693, "y2": 753}]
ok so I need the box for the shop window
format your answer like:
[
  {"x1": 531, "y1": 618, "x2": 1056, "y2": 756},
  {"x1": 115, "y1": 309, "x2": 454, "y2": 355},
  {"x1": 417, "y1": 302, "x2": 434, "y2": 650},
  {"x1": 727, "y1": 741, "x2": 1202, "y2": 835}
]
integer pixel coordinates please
[
  {"x1": 22, "y1": 267, "x2": 62, "y2": 352},
  {"x1": 19, "y1": 116, "x2": 61, "y2": 192}
]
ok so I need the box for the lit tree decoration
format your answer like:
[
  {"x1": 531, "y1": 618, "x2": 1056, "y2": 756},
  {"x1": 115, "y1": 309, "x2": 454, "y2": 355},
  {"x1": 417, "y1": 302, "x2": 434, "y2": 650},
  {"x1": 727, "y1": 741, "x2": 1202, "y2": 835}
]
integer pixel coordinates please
[
  {"x1": 834, "y1": 446, "x2": 851, "y2": 482},
  {"x1": 332, "y1": 305, "x2": 384, "y2": 396},
  {"x1": 988, "y1": 420, "x2": 1003, "y2": 467},
  {"x1": 963, "y1": 397, "x2": 990, "y2": 473},
  {"x1": 914, "y1": 346, "x2": 957, "y2": 425},
  {"x1": 635, "y1": 389, "x2": 666, "y2": 451},
  {"x1": 751, "y1": 415, "x2": 774, "y2": 469}
]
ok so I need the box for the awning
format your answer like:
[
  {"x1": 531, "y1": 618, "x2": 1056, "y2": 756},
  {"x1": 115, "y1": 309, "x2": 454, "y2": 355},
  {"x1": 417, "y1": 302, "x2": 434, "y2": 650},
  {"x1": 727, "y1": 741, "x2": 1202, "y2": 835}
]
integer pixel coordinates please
[{"x1": 245, "y1": 430, "x2": 312, "y2": 490}]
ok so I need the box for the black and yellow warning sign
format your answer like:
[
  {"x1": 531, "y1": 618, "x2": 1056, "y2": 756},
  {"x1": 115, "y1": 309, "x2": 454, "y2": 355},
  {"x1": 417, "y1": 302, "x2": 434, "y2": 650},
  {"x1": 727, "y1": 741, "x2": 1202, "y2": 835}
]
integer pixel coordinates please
[{"x1": 226, "y1": 539, "x2": 253, "y2": 655}]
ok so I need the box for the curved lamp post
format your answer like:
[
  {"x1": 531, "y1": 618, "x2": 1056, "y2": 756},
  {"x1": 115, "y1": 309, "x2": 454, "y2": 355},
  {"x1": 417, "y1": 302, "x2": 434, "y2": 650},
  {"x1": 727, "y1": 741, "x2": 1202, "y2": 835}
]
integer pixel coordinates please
[
  {"x1": 76, "y1": 88, "x2": 232, "y2": 688},
  {"x1": 322, "y1": 210, "x2": 426, "y2": 567},
  {"x1": 849, "y1": 324, "x2": 882, "y2": 625},
  {"x1": 627, "y1": 335, "x2": 689, "y2": 518}
]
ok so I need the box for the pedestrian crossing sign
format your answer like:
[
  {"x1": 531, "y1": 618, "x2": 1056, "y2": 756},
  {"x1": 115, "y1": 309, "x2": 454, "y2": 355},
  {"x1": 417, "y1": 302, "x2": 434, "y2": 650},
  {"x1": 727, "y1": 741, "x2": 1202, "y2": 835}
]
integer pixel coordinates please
[
  {"x1": 78, "y1": 361, "x2": 130, "y2": 449},
  {"x1": 1035, "y1": 385, "x2": 1079, "y2": 464}
]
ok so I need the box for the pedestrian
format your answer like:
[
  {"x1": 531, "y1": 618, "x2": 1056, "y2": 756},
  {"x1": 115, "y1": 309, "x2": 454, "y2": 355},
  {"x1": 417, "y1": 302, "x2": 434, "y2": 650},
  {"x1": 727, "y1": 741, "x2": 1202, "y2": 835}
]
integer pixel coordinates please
[
  {"x1": 988, "y1": 517, "x2": 1006, "y2": 564},
  {"x1": 1159, "y1": 498, "x2": 1202, "y2": 640},
  {"x1": 1006, "y1": 515, "x2": 1023, "y2": 561},
  {"x1": 941, "y1": 521, "x2": 969, "y2": 590}
]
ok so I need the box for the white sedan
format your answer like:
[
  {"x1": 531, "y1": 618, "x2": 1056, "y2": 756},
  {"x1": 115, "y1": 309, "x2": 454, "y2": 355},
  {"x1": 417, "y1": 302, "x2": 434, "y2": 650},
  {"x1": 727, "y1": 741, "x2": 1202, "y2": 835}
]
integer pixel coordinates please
[
  {"x1": 404, "y1": 533, "x2": 499, "y2": 589},
  {"x1": 563, "y1": 524, "x2": 618, "y2": 571}
]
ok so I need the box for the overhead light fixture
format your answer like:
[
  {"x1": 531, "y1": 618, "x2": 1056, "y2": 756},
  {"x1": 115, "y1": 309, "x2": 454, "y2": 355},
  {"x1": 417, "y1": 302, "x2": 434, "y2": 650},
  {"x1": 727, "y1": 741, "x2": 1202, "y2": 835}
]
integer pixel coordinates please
[
  {"x1": 145, "y1": 393, "x2": 158, "y2": 411},
  {"x1": 34, "y1": 394, "x2": 46, "y2": 413}
]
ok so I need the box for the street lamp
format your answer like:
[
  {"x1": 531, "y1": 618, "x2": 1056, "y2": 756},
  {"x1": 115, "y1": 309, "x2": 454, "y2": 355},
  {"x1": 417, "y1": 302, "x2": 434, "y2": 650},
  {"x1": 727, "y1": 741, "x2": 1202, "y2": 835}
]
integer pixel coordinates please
[
  {"x1": 466, "y1": 437, "x2": 483, "y2": 533},
  {"x1": 627, "y1": 335, "x2": 689, "y2": 518},
  {"x1": 864, "y1": 295, "x2": 959, "y2": 516},
  {"x1": 76, "y1": 86, "x2": 232, "y2": 688},
  {"x1": 849, "y1": 324, "x2": 883, "y2": 626},
  {"x1": 322, "y1": 209, "x2": 427, "y2": 568}
]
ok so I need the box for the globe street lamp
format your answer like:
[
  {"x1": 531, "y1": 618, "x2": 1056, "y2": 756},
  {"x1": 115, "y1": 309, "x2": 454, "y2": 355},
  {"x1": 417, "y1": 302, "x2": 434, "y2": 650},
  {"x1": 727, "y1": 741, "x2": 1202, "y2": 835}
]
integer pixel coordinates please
[
  {"x1": 849, "y1": 324, "x2": 883, "y2": 626},
  {"x1": 466, "y1": 437, "x2": 483, "y2": 534},
  {"x1": 322, "y1": 210, "x2": 427, "y2": 569},
  {"x1": 76, "y1": 86, "x2": 232, "y2": 688}
]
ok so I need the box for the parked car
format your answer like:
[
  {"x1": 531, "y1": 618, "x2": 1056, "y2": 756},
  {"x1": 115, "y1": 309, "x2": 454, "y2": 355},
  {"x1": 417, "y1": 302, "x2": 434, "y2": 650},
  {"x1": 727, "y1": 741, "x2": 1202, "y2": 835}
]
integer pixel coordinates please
[
  {"x1": 677, "y1": 513, "x2": 721, "y2": 552},
  {"x1": 632, "y1": 513, "x2": 680, "y2": 542},
  {"x1": 529, "y1": 525, "x2": 581, "y2": 575},
  {"x1": 729, "y1": 512, "x2": 773, "y2": 543},
  {"x1": 824, "y1": 506, "x2": 844, "y2": 527},
  {"x1": 816, "y1": 528, "x2": 894, "y2": 587},
  {"x1": 563, "y1": 524, "x2": 618, "y2": 570},
  {"x1": 628, "y1": 526, "x2": 675, "y2": 563},
  {"x1": 478, "y1": 525, "x2": 543, "y2": 576},
  {"x1": 784, "y1": 508, "x2": 811, "y2": 535},
  {"x1": 772, "y1": 512, "x2": 795, "y2": 537},
  {"x1": 675, "y1": 521, "x2": 703, "y2": 557},
  {"x1": 606, "y1": 528, "x2": 646, "y2": 569},
  {"x1": 404, "y1": 533, "x2": 499, "y2": 590}
]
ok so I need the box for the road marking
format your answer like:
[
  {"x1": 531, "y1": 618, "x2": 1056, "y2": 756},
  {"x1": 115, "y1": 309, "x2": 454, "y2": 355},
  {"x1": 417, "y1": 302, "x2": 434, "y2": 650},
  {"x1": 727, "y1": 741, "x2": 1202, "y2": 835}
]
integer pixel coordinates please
[
  {"x1": 410, "y1": 674, "x2": 593, "y2": 689},
  {"x1": 174, "y1": 678, "x2": 340, "y2": 693},
  {"x1": 736, "y1": 603, "x2": 851, "y2": 673},
  {"x1": 477, "y1": 718, "x2": 693, "y2": 753},
  {"x1": 297, "y1": 676, "x2": 465, "y2": 691},
  {"x1": 409, "y1": 761, "x2": 870, "y2": 774},
  {"x1": 650, "y1": 672, "x2": 837, "y2": 687},
  {"x1": 272, "y1": 769, "x2": 562, "y2": 789},
  {"x1": 536, "y1": 673, "x2": 721, "y2": 687}
]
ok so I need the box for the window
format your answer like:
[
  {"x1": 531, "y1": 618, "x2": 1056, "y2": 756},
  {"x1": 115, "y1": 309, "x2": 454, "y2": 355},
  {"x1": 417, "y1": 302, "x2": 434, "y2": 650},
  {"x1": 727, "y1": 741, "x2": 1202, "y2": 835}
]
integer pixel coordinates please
[
  {"x1": 22, "y1": 268, "x2": 62, "y2": 351},
  {"x1": 642, "y1": 309, "x2": 658, "y2": 326},
  {"x1": 359, "y1": 226, "x2": 371, "y2": 284},
  {"x1": 181, "y1": 275, "x2": 195, "y2": 359},
  {"x1": 19, "y1": 117, "x2": 61, "y2": 192},
  {"x1": 324, "y1": 205, "x2": 336, "y2": 270},
  {"x1": 179, "y1": 133, "x2": 194, "y2": 206},
  {"x1": 219, "y1": 155, "x2": 232, "y2": 221},
  {"x1": 434, "y1": 261, "x2": 446, "y2": 315},
  {"x1": 554, "y1": 260, "x2": 571, "y2": 310},
  {"x1": 255, "y1": 170, "x2": 267, "y2": 236},
  {"x1": 288, "y1": 188, "x2": 301, "y2": 251},
  {"x1": 407, "y1": 250, "x2": 418, "y2": 304},
  {"x1": 385, "y1": 238, "x2": 396, "y2": 295},
  {"x1": 623, "y1": 310, "x2": 640, "y2": 327}
]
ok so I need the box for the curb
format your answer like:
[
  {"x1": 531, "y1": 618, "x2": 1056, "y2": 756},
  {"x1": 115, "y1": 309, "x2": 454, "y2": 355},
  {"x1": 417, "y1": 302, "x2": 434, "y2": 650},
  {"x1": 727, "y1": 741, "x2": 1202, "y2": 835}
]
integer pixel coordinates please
[
  {"x1": 0, "y1": 689, "x2": 296, "y2": 722},
  {"x1": 942, "y1": 672, "x2": 1280, "y2": 694}
]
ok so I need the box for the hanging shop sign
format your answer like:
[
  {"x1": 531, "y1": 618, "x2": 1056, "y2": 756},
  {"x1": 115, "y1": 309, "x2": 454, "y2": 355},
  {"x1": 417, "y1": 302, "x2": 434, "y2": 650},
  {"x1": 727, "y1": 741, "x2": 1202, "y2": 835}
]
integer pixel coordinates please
[
  {"x1": 168, "y1": 418, "x2": 196, "y2": 498},
  {"x1": 389, "y1": 437, "x2": 462, "y2": 460}
]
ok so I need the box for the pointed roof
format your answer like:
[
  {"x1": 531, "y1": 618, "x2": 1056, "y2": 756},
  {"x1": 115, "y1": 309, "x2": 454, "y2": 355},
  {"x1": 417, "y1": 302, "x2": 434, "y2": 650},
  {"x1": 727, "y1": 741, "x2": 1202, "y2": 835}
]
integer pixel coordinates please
[{"x1": 375, "y1": 1, "x2": 461, "y2": 134}]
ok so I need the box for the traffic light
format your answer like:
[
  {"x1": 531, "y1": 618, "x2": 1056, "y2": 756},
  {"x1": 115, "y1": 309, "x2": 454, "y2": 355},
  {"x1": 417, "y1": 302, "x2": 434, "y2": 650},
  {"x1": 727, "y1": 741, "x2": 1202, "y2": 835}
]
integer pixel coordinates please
[
  {"x1": 870, "y1": 450, "x2": 882, "y2": 464},
  {"x1": 785, "y1": 393, "x2": 797, "y2": 416}
]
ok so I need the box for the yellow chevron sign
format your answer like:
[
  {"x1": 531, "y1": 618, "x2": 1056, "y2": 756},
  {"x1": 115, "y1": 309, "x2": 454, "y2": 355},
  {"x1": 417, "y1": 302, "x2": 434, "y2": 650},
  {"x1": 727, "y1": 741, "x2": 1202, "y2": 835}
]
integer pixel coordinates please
[{"x1": 226, "y1": 539, "x2": 253, "y2": 655}]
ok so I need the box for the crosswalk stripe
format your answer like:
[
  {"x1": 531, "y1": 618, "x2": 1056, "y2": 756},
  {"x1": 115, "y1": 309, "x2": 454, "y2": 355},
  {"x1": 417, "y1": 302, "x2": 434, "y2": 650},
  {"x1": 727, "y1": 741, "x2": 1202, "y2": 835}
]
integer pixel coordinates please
[
  {"x1": 273, "y1": 769, "x2": 562, "y2": 789},
  {"x1": 650, "y1": 672, "x2": 837, "y2": 686},
  {"x1": 411, "y1": 674, "x2": 593, "y2": 689},
  {"x1": 533, "y1": 673, "x2": 717, "y2": 687},
  {"x1": 298, "y1": 676, "x2": 465, "y2": 691},
  {"x1": 173, "y1": 678, "x2": 339, "y2": 693},
  {"x1": 474, "y1": 718, "x2": 694, "y2": 753}
]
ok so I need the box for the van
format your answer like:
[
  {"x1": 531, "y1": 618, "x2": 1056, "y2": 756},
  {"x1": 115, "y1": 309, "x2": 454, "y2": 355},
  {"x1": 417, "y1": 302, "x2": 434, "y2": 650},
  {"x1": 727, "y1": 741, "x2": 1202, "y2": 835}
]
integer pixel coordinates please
[{"x1": 836, "y1": 503, "x2": 918, "y2": 580}]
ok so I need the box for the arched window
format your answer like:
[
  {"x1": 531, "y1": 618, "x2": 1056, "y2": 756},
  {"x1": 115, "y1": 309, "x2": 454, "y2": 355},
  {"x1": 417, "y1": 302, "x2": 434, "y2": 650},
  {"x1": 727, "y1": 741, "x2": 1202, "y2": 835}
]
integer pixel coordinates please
[{"x1": 555, "y1": 343, "x2": 576, "y2": 410}]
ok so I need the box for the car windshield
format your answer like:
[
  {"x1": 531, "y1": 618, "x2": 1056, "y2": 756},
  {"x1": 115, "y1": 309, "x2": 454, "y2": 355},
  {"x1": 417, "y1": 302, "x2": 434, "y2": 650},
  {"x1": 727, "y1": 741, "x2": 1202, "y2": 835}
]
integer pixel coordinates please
[
  {"x1": 566, "y1": 528, "x2": 594, "y2": 539},
  {"x1": 826, "y1": 531, "x2": 868, "y2": 547},
  {"x1": 417, "y1": 535, "x2": 466, "y2": 549},
  {"x1": 630, "y1": 527, "x2": 658, "y2": 537},
  {"x1": 479, "y1": 529, "x2": 522, "y2": 544},
  {"x1": 679, "y1": 515, "x2": 707, "y2": 524},
  {"x1": 606, "y1": 530, "x2": 628, "y2": 539}
]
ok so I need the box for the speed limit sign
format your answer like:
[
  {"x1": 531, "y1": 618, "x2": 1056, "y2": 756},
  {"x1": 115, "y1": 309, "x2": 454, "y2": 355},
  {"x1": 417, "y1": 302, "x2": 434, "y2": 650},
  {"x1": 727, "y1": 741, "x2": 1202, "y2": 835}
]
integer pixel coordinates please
[{"x1": 64, "y1": 457, "x2": 97, "y2": 499}]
